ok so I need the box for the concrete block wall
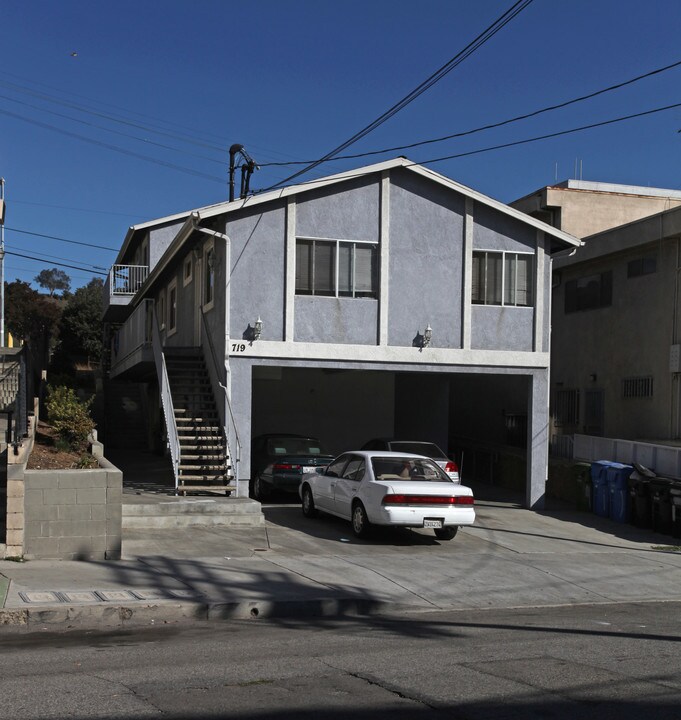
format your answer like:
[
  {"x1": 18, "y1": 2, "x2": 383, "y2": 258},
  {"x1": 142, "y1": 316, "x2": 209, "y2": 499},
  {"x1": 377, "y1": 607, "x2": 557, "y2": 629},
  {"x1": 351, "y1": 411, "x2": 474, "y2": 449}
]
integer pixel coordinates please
[{"x1": 22, "y1": 460, "x2": 122, "y2": 561}]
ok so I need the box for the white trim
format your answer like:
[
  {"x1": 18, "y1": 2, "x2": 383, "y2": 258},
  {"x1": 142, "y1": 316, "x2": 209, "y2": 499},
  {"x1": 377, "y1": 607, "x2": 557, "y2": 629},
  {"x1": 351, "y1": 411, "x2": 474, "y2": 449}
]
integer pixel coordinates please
[
  {"x1": 534, "y1": 230, "x2": 545, "y2": 352},
  {"x1": 129, "y1": 158, "x2": 579, "y2": 252},
  {"x1": 462, "y1": 197, "x2": 474, "y2": 350},
  {"x1": 379, "y1": 171, "x2": 390, "y2": 346},
  {"x1": 226, "y1": 338, "x2": 550, "y2": 369},
  {"x1": 297, "y1": 235, "x2": 378, "y2": 245},
  {"x1": 285, "y1": 198, "x2": 296, "y2": 341}
]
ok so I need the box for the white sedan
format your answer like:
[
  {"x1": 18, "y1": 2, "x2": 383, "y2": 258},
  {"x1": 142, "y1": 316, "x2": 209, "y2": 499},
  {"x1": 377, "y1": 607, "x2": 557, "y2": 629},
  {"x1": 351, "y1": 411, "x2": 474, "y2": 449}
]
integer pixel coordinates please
[{"x1": 299, "y1": 451, "x2": 475, "y2": 540}]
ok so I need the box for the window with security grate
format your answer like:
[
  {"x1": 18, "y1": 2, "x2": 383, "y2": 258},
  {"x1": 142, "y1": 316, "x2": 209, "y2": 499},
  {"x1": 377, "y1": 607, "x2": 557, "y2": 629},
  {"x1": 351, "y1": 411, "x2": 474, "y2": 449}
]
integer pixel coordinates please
[{"x1": 622, "y1": 376, "x2": 654, "y2": 399}]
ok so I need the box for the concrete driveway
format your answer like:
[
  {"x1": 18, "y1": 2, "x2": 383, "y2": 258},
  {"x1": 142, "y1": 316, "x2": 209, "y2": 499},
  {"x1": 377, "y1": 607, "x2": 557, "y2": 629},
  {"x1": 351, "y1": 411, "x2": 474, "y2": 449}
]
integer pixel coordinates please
[{"x1": 3, "y1": 489, "x2": 681, "y2": 630}]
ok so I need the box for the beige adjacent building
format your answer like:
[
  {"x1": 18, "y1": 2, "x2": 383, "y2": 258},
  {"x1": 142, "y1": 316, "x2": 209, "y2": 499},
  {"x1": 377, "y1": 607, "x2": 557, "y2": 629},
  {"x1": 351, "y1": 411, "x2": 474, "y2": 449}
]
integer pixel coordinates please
[{"x1": 511, "y1": 180, "x2": 681, "y2": 239}]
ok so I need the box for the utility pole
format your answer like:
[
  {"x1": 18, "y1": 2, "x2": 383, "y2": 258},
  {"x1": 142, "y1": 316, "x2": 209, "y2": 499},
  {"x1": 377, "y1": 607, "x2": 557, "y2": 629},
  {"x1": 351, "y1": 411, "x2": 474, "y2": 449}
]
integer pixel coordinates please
[{"x1": 0, "y1": 177, "x2": 5, "y2": 347}]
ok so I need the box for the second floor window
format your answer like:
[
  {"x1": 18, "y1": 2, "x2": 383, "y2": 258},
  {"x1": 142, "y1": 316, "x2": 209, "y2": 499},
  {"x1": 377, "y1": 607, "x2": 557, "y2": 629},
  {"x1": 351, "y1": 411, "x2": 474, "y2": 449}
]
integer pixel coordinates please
[
  {"x1": 472, "y1": 251, "x2": 533, "y2": 307},
  {"x1": 564, "y1": 271, "x2": 612, "y2": 313},
  {"x1": 296, "y1": 238, "x2": 377, "y2": 298},
  {"x1": 168, "y1": 282, "x2": 177, "y2": 333},
  {"x1": 204, "y1": 246, "x2": 215, "y2": 307}
]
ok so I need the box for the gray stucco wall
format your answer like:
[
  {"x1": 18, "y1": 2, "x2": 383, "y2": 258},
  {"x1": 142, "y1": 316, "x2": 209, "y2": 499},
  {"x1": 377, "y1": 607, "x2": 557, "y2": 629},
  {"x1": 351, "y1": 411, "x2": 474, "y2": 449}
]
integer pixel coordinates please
[
  {"x1": 148, "y1": 221, "x2": 185, "y2": 269},
  {"x1": 471, "y1": 307, "x2": 534, "y2": 351},
  {"x1": 389, "y1": 170, "x2": 465, "y2": 349},
  {"x1": 296, "y1": 176, "x2": 380, "y2": 241},
  {"x1": 228, "y1": 203, "x2": 287, "y2": 343},
  {"x1": 22, "y1": 462, "x2": 122, "y2": 561},
  {"x1": 473, "y1": 204, "x2": 535, "y2": 252},
  {"x1": 294, "y1": 297, "x2": 378, "y2": 344}
]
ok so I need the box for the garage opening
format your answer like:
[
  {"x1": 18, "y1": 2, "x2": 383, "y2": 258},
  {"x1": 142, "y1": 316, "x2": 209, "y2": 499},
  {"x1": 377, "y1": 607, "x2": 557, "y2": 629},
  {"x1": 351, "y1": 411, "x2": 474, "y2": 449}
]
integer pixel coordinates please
[{"x1": 251, "y1": 366, "x2": 532, "y2": 499}]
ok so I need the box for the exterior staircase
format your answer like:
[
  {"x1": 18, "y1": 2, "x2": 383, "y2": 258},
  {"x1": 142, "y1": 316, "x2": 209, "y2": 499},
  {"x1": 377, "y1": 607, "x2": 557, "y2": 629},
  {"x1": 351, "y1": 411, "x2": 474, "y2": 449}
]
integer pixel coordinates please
[
  {"x1": 0, "y1": 359, "x2": 19, "y2": 413},
  {"x1": 165, "y1": 349, "x2": 235, "y2": 496}
]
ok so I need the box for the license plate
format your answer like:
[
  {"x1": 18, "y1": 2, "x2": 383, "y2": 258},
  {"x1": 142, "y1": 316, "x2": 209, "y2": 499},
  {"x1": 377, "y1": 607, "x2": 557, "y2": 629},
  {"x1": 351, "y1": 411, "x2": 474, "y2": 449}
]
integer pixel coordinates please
[
  {"x1": 303, "y1": 466, "x2": 318, "y2": 474},
  {"x1": 423, "y1": 518, "x2": 443, "y2": 529}
]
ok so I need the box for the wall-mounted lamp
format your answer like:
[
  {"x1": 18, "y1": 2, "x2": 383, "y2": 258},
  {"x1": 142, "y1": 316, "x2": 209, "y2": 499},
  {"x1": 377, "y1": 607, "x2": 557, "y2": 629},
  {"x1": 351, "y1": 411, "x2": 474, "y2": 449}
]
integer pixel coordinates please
[
  {"x1": 590, "y1": 373, "x2": 597, "y2": 383},
  {"x1": 422, "y1": 324, "x2": 432, "y2": 348},
  {"x1": 254, "y1": 316, "x2": 263, "y2": 341}
]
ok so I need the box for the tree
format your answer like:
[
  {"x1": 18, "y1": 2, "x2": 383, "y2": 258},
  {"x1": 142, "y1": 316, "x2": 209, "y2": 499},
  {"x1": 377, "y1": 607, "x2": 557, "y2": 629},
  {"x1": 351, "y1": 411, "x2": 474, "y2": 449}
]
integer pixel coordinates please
[
  {"x1": 5, "y1": 279, "x2": 62, "y2": 342},
  {"x1": 57, "y1": 277, "x2": 104, "y2": 364},
  {"x1": 5, "y1": 279, "x2": 63, "y2": 381},
  {"x1": 34, "y1": 268, "x2": 71, "y2": 297}
]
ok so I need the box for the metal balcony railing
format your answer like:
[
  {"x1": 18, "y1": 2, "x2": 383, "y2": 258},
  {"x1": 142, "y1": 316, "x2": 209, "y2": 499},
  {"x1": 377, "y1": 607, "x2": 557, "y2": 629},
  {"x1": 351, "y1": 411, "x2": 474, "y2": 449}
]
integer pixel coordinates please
[{"x1": 109, "y1": 265, "x2": 148, "y2": 295}]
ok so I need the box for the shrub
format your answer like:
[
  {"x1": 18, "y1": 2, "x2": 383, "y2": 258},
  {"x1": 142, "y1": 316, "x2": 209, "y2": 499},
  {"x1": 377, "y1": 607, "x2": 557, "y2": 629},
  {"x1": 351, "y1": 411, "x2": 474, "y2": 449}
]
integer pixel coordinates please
[{"x1": 45, "y1": 385, "x2": 96, "y2": 452}]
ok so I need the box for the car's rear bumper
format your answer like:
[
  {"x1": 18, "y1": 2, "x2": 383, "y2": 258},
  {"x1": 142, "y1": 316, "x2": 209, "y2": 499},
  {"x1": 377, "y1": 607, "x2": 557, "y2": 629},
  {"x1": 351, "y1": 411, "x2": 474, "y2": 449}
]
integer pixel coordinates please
[
  {"x1": 371, "y1": 506, "x2": 475, "y2": 528},
  {"x1": 270, "y1": 473, "x2": 304, "y2": 492}
]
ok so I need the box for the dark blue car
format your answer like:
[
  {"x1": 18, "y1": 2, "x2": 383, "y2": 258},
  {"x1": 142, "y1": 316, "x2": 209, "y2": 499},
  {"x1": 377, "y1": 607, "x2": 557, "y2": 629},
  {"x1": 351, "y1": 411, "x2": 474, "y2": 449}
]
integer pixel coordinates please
[{"x1": 250, "y1": 434, "x2": 334, "y2": 501}]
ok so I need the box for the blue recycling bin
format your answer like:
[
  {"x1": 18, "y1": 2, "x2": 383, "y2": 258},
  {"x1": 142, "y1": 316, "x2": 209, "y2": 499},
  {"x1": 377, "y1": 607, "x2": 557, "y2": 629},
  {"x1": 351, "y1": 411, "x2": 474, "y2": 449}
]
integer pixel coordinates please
[
  {"x1": 591, "y1": 461, "x2": 616, "y2": 517},
  {"x1": 607, "y1": 463, "x2": 633, "y2": 523}
]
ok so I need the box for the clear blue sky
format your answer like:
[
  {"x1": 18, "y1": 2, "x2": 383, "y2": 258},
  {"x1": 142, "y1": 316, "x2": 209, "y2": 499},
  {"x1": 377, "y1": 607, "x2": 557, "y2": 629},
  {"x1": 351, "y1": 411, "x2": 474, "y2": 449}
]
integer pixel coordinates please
[{"x1": 1, "y1": 0, "x2": 680, "y2": 289}]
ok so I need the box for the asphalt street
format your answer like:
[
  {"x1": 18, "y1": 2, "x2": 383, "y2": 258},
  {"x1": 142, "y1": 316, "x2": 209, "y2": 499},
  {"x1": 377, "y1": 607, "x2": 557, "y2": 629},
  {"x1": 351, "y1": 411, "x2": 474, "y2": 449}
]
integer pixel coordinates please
[{"x1": 0, "y1": 601, "x2": 679, "y2": 719}]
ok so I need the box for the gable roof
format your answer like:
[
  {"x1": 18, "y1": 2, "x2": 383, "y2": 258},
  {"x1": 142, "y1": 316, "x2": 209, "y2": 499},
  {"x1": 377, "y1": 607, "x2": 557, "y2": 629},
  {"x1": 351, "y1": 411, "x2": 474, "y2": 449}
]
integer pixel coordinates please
[{"x1": 117, "y1": 158, "x2": 580, "y2": 265}]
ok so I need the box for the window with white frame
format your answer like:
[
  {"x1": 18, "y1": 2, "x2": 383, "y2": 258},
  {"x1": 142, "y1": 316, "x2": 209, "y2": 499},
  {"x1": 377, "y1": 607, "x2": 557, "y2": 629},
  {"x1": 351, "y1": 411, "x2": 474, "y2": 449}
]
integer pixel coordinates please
[
  {"x1": 472, "y1": 251, "x2": 533, "y2": 306},
  {"x1": 183, "y1": 256, "x2": 193, "y2": 287},
  {"x1": 158, "y1": 290, "x2": 166, "y2": 329},
  {"x1": 204, "y1": 243, "x2": 215, "y2": 309},
  {"x1": 296, "y1": 238, "x2": 377, "y2": 298},
  {"x1": 168, "y1": 279, "x2": 177, "y2": 335}
]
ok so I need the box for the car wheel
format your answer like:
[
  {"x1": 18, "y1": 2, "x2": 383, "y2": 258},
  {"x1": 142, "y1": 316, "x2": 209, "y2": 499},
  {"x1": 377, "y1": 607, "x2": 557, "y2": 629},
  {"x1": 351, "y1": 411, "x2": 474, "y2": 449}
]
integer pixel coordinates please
[
  {"x1": 253, "y1": 475, "x2": 269, "y2": 502},
  {"x1": 301, "y1": 485, "x2": 318, "y2": 518},
  {"x1": 434, "y1": 526, "x2": 458, "y2": 541},
  {"x1": 351, "y1": 502, "x2": 371, "y2": 538}
]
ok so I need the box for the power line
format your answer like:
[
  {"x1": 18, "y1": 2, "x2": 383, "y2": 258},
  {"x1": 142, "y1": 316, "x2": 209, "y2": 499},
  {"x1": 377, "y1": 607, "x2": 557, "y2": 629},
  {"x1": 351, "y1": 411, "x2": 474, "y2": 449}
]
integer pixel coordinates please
[
  {"x1": 0, "y1": 92, "x2": 228, "y2": 166},
  {"x1": 5, "y1": 243, "x2": 108, "y2": 270},
  {"x1": 252, "y1": 100, "x2": 681, "y2": 197},
  {"x1": 266, "y1": 0, "x2": 534, "y2": 190},
  {"x1": 0, "y1": 78, "x2": 228, "y2": 153},
  {"x1": 418, "y1": 101, "x2": 681, "y2": 164},
  {"x1": 4, "y1": 250, "x2": 107, "y2": 275},
  {"x1": 260, "y1": 59, "x2": 681, "y2": 168},
  {"x1": 0, "y1": 107, "x2": 226, "y2": 184},
  {"x1": 4, "y1": 226, "x2": 118, "y2": 251},
  {"x1": 0, "y1": 73, "x2": 299, "y2": 166}
]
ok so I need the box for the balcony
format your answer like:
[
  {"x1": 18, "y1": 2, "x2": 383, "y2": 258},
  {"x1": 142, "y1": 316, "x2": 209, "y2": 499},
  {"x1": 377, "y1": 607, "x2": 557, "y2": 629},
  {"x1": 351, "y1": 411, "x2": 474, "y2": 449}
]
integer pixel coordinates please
[
  {"x1": 109, "y1": 299, "x2": 154, "y2": 379},
  {"x1": 102, "y1": 264, "x2": 149, "y2": 322}
]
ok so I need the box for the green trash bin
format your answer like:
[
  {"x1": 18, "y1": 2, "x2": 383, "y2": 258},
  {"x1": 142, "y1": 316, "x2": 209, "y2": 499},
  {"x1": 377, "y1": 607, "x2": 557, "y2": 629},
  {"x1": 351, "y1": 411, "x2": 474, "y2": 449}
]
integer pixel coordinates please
[{"x1": 574, "y1": 463, "x2": 593, "y2": 511}]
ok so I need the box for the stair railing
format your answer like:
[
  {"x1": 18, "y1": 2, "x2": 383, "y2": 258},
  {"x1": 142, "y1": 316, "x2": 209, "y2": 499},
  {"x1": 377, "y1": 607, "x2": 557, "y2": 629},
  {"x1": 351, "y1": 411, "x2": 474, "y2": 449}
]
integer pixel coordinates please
[
  {"x1": 151, "y1": 305, "x2": 180, "y2": 492},
  {"x1": 200, "y1": 309, "x2": 241, "y2": 494}
]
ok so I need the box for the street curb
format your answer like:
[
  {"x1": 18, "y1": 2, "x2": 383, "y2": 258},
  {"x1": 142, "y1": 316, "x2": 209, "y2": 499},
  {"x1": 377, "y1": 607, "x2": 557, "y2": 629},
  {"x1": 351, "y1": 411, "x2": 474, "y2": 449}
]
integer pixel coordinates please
[{"x1": 0, "y1": 597, "x2": 426, "y2": 631}]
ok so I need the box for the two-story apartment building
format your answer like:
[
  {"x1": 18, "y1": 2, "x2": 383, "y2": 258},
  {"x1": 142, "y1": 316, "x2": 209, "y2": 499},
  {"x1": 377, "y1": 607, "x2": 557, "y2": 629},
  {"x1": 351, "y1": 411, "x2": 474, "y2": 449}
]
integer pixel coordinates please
[{"x1": 102, "y1": 158, "x2": 579, "y2": 509}]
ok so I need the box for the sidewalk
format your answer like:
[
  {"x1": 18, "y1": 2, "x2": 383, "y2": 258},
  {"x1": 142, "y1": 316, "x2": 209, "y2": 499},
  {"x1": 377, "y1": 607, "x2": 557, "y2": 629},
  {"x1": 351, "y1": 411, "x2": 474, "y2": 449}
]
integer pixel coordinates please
[{"x1": 2, "y1": 494, "x2": 681, "y2": 631}]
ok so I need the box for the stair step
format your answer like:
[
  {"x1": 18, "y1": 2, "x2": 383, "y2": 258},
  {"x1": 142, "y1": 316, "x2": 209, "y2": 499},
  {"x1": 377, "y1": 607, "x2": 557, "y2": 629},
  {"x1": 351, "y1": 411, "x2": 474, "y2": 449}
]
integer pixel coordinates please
[
  {"x1": 121, "y1": 496, "x2": 265, "y2": 527},
  {"x1": 182, "y1": 455, "x2": 226, "y2": 462}
]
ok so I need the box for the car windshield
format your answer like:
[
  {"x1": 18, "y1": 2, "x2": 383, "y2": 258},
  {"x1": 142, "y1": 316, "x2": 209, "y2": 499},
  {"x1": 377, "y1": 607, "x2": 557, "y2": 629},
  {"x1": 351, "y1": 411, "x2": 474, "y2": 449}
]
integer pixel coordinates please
[
  {"x1": 371, "y1": 457, "x2": 451, "y2": 482},
  {"x1": 389, "y1": 442, "x2": 445, "y2": 458},
  {"x1": 267, "y1": 438, "x2": 329, "y2": 455}
]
